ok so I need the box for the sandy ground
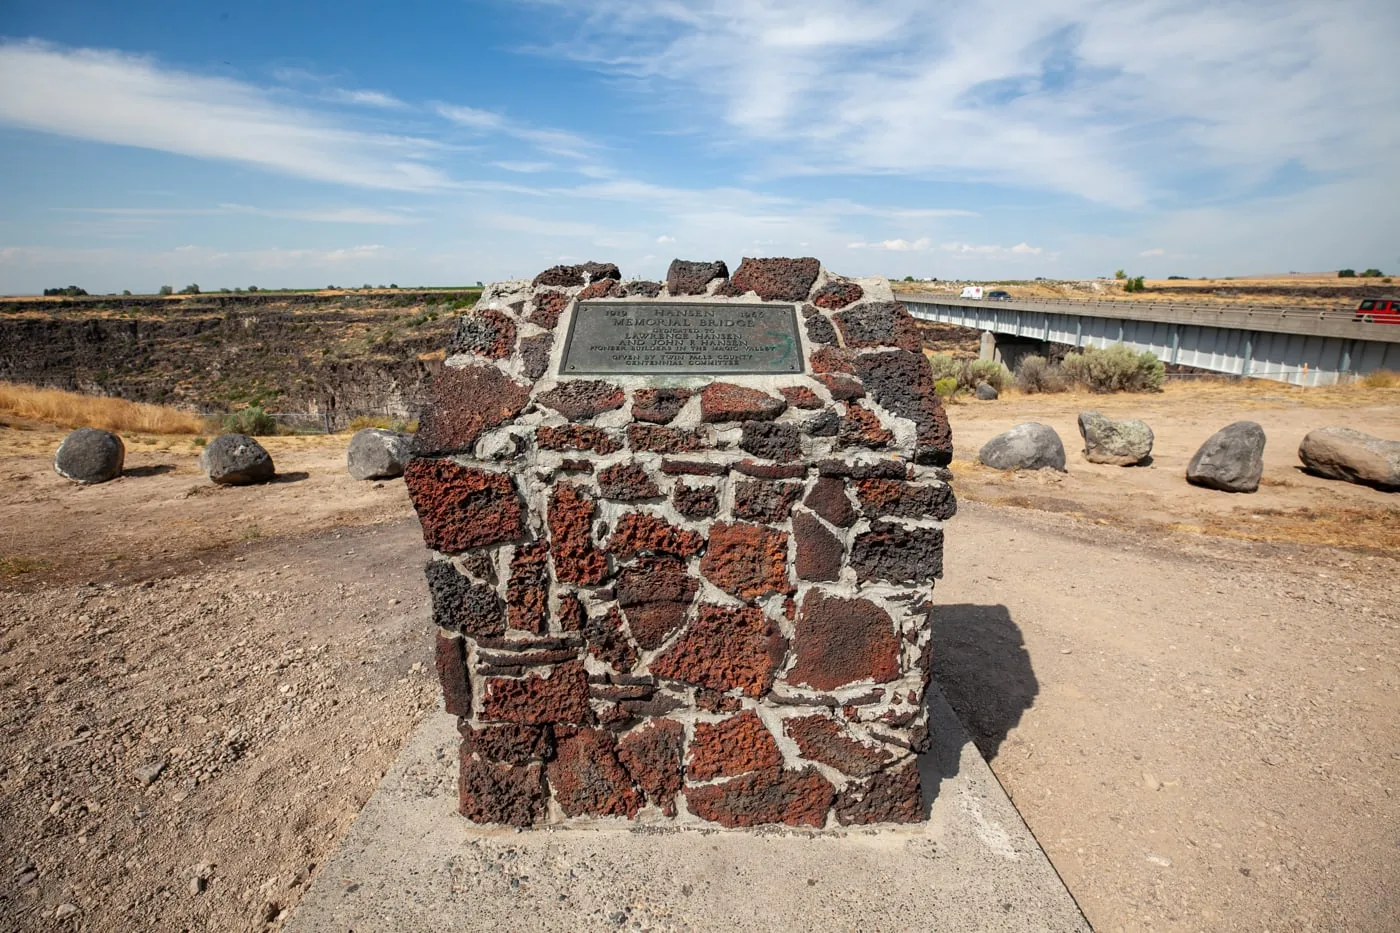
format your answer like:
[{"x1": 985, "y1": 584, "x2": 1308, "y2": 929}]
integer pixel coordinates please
[{"x1": 1, "y1": 383, "x2": 1398, "y2": 931}]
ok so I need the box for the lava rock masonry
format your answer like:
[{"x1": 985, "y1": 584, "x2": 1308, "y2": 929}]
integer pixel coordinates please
[{"x1": 406, "y1": 258, "x2": 955, "y2": 828}]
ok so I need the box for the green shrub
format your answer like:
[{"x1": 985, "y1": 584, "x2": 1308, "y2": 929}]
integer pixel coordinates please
[
  {"x1": 1361, "y1": 268, "x2": 1384, "y2": 278},
  {"x1": 925, "y1": 353, "x2": 964, "y2": 382},
  {"x1": 1060, "y1": 344, "x2": 1164, "y2": 392},
  {"x1": 158, "y1": 285, "x2": 174, "y2": 296},
  {"x1": 179, "y1": 283, "x2": 201, "y2": 295},
  {"x1": 1338, "y1": 269, "x2": 1356, "y2": 278},
  {"x1": 959, "y1": 358, "x2": 1011, "y2": 392},
  {"x1": 1015, "y1": 355, "x2": 1068, "y2": 393},
  {"x1": 1122, "y1": 275, "x2": 1146, "y2": 293},
  {"x1": 1114, "y1": 269, "x2": 1126, "y2": 280},
  {"x1": 933, "y1": 377, "x2": 958, "y2": 399},
  {"x1": 223, "y1": 405, "x2": 277, "y2": 436}
]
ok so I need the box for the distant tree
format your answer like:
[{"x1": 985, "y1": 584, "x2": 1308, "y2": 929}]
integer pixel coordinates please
[
  {"x1": 1167, "y1": 275, "x2": 1187, "y2": 280},
  {"x1": 247, "y1": 285, "x2": 259, "y2": 293},
  {"x1": 902, "y1": 275, "x2": 916, "y2": 282},
  {"x1": 1114, "y1": 269, "x2": 1127, "y2": 280},
  {"x1": 122, "y1": 289, "x2": 132, "y2": 296},
  {"x1": 42, "y1": 286, "x2": 88, "y2": 297},
  {"x1": 1123, "y1": 275, "x2": 1146, "y2": 293},
  {"x1": 1338, "y1": 269, "x2": 1357, "y2": 278},
  {"x1": 178, "y1": 284, "x2": 201, "y2": 295},
  {"x1": 389, "y1": 283, "x2": 398, "y2": 289},
  {"x1": 158, "y1": 285, "x2": 174, "y2": 296},
  {"x1": 1361, "y1": 268, "x2": 1384, "y2": 278},
  {"x1": 219, "y1": 288, "x2": 232, "y2": 294}
]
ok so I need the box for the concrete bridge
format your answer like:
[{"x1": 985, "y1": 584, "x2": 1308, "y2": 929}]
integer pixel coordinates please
[{"x1": 900, "y1": 292, "x2": 1400, "y2": 386}]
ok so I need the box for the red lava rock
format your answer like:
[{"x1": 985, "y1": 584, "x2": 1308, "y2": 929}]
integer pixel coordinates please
[
  {"x1": 547, "y1": 485, "x2": 609, "y2": 585},
  {"x1": 617, "y1": 719, "x2": 684, "y2": 816},
  {"x1": 732, "y1": 460, "x2": 806, "y2": 479},
  {"x1": 536, "y1": 425, "x2": 621, "y2": 455},
  {"x1": 632, "y1": 387, "x2": 693, "y2": 424},
  {"x1": 834, "y1": 758, "x2": 922, "y2": 825},
  {"x1": 792, "y1": 510, "x2": 843, "y2": 582},
  {"x1": 695, "y1": 688, "x2": 743, "y2": 713},
  {"x1": 435, "y1": 633, "x2": 471, "y2": 716},
  {"x1": 814, "y1": 373, "x2": 864, "y2": 400},
  {"x1": 609, "y1": 511, "x2": 704, "y2": 559},
  {"x1": 839, "y1": 403, "x2": 894, "y2": 449},
  {"x1": 651, "y1": 603, "x2": 786, "y2": 697},
  {"x1": 687, "y1": 711, "x2": 783, "y2": 781},
  {"x1": 559, "y1": 458, "x2": 593, "y2": 473},
  {"x1": 700, "y1": 383, "x2": 786, "y2": 423},
  {"x1": 849, "y1": 520, "x2": 944, "y2": 583},
  {"x1": 547, "y1": 728, "x2": 643, "y2": 818},
  {"x1": 785, "y1": 715, "x2": 893, "y2": 777},
  {"x1": 834, "y1": 301, "x2": 921, "y2": 352},
  {"x1": 739, "y1": 422, "x2": 803, "y2": 462},
  {"x1": 407, "y1": 459, "x2": 525, "y2": 553},
  {"x1": 853, "y1": 479, "x2": 957, "y2": 520},
  {"x1": 803, "y1": 476, "x2": 857, "y2": 527},
  {"x1": 459, "y1": 756, "x2": 546, "y2": 827},
  {"x1": 666, "y1": 259, "x2": 729, "y2": 295},
  {"x1": 577, "y1": 278, "x2": 623, "y2": 300},
  {"x1": 816, "y1": 458, "x2": 906, "y2": 479},
  {"x1": 533, "y1": 265, "x2": 587, "y2": 288},
  {"x1": 507, "y1": 542, "x2": 551, "y2": 634},
  {"x1": 618, "y1": 555, "x2": 698, "y2": 650},
  {"x1": 732, "y1": 480, "x2": 803, "y2": 523},
  {"x1": 809, "y1": 347, "x2": 854, "y2": 375},
  {"x1": 481, "y1": 660, "x2": 593, "y2": 725},
  {"x1": 699, "y1": 521, "x2": 791, "y2": 600},
  {"x1": 788, "y1": 591, "x2": 900, "y2": 691},
  {"x1": 528, "y1": 290, "x2": 570, "y2": 328},
  {"x1": 579, "y1": 261, "x2": 622, "y2": 282},
  {"x1": 519, "y1": 334, "x2": 554, "y2": 381},
  {"x1": 853, "y1": 350, "x2": 953, "y2": 466},
  {"x1": 425, "y1": 560, "x2": 506, "y2": 637},
  {"x1": 621, "y1": 280, "x2": 662, "y2": 298},
  {"x1": 728, "y1": 257, "x2": 821, "y2": 302},
  {"x1": 779, "y1": 385, "x2": 823, "y2": 409},
  {"x1": 672, "y1": 481, "x2": 720, "y2": 518},
  {"x1": 684, "y1": 766, "x2": 834, "y2": 828},
  {"x1": 597, "y1": 462, "x2": 661, "y2": 501},
  {"x1": 558, "y1": 592, "x2": 586, "y2": 632},
  {"x1": 450, "y1": 307, "x2": 517, "y2": 359},
  {"x1": 627, "y1": 424, "x2": 709, "y2": 453},
  {"x1": 585, "y1": 606, "x2": 639, "y2": 673},
  {"x1": 659, "y1": 459, "x2": 728, "y2": 476},
  {"x1": 460, "y1": 723, "x2": 553, "y2": 765},
  {"x1": 812, "y1": 280, "x2": 865, "y2": 310},
  {"x1": 537, "y1": 380, "x2": 626, "y2": 421},
  {"x1": 413, "y1": 365, "x2": 531, "y2": 456}
]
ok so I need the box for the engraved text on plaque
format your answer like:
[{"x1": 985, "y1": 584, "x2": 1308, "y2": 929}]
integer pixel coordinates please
[{"x1": 559, "y1": 301, "x2": 802, "y2": 375}]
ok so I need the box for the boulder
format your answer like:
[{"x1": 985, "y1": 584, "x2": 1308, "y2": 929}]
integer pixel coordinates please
[
  {"x1": 978, "y1": 423, "x2": 1066, "y2": 471},
  {"x1": 1078, "y1": 411, "x2": 1154, "y2": 465},
  {"x1": 1298, "y1": 427, "x2": 1400, "y2": 490},
  {"x1": 347, "y1": 428, "x2": 413, "y2": 480},
  {"x1": 1186, "y1": 421, "x2": 1264, "y2": 492},
  {"x1": 974, "y1": 382, "x2": 998, "y2": 401},
  {"x1": 201, "y1": 434, "x2": 275, "y2": 485},
  {"x1": 54, "y1": 427, "x2": 124, "y2": 484}
]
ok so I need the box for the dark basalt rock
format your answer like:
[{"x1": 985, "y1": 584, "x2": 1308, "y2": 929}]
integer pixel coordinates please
[
  {"x1": 666, "y1": 259, "x2": 729, "y2": 296},
  {"x1": 53, "y1": 427, "x2": 124, "y2": 484}
]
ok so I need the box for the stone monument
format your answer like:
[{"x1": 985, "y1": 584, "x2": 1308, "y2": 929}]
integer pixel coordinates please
[{"x1": 405, "y1": 257, "x2": 954, "y2": 828}]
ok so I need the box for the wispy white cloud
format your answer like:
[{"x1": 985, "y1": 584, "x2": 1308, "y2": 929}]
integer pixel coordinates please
[
  {"x1": 51, "y1": 204, "x2": 424, "y2": 225},
  {"x1": 491, "y1": 160, "x2": 556, "y2": 173},
  {"x1": 0, "y1": 41, "x2": 451, "y2": 191},
  {"x1": 436, "y1": 103, "x2": 599, "y2": 160},
  {"x1": 847, "y1": 238, "x2": 1047, "y2": 258},
  {"x1": 1139, "y1": 248, "x2": 1166, "y2": 257},
  {"x1": 326, "y1": 88, "x2": 409, "y2": 109},
  {"x1": 656, "y1": 235, "x2": 675, "y2": 243}
]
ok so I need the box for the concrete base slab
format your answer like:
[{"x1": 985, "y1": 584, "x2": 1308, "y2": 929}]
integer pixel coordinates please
[{"x1": 286, "y1": 687, "x2": 1088, "y2": 932}]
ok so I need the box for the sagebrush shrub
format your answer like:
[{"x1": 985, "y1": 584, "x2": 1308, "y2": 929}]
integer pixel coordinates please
[
  {"x1": 959, "y1": 359, "x2": 1011, "y2": 392},
  {"x1": 1060, "y1": 344, "x2": 1164, "y2": 392},
  {"x1": 933, "y1": 377, "x2": 958, "y2": 399},
  {"x1": 926, "y1": 353, "x2": 963, "y2": 382},
  {"x1": 1015, "y1": 355, "x2": 1068, "y2": 393},
  {"x1": 223, "y1": 405, "x2": 277, "y2": 436}
]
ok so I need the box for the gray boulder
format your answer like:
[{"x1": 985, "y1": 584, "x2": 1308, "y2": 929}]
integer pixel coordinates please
[
  {"x1": 979, "y1": 423, "x2": 1066, "y2": 471},
  {"x1": 974, "y1": 382, "x2": 999, "y2": 401},
  {"x1": 54, "y1": 427, "x2": 124, "y2": 484},
  {"x1": 347, "y1": 428, "x2": 413, "y2": 480},
  {"x1": 200, "y1": 434, "x2": 275, "y2": 485},
  {"x1": 1186, "y1": 421, "x2": 1265, "y2": 492},
  {"x1": 1078, "y1": 411, "x2": 1154, "y2": 465},
  {"x1": 1298, "y1": 427, "x2": 1400, "y2": 490}
]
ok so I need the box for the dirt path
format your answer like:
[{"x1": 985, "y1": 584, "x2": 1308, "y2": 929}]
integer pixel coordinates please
[{"x1": 937, "y1": 502, "x2": 1400, "y2": 933}]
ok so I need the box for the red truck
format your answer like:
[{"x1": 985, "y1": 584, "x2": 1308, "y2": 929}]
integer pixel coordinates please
[{"x1": 1355, "y1": 298, "x2": 1400, "y2": 324}]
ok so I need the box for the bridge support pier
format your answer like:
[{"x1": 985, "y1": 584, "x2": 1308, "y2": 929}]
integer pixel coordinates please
[{"x1": 979, "y1": 330, "x2": 1047, "y2": 371}]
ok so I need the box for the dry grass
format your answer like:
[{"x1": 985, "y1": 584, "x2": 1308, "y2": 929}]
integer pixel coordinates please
[
  {"x1": 1360, "y1": 369, "x2": 1400, "y2": 388},
  {"x1": 0, "y1": 382, "x2": 203, "y2": 434},
  {"x1": 1171, "y1": 505, "x2": 1400, "y2": 552}
]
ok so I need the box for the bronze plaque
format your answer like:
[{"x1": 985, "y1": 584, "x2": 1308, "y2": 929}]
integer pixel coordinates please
[{"x1": 559, "y1": 301, "x2": 802, "y2": 375}]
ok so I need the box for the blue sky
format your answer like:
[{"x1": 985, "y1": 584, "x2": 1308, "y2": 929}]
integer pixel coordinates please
[{"x1": 1, "y1": 0, "x2": 1397, "y2": 293}]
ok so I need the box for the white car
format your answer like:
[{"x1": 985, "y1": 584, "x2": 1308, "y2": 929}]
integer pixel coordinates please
[{"x1": 959, "y1": 286, "x2": 984, "y2": 299}]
